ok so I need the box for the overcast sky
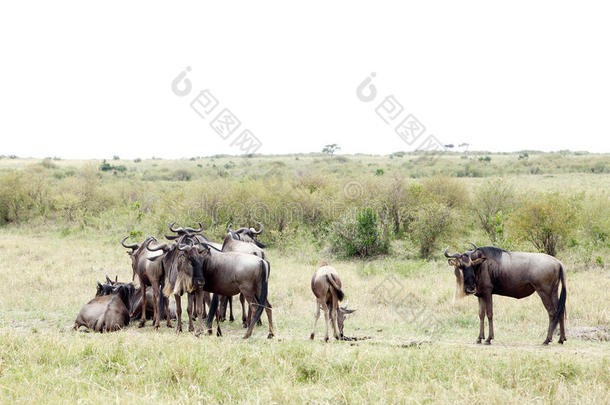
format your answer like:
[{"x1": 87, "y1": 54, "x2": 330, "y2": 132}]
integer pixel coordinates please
[{"x1": 1, "y1": 2, "x2": 609, "y2": 159}]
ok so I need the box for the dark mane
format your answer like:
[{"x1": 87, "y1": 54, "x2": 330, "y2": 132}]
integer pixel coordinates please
[{"x1": 479, "y1": 246, "x2": 508, "y2": 262}]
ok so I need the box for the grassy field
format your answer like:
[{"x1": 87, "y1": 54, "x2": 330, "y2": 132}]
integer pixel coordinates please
[{"x1": 0, "y1": 154, "x2": 609, "y2": 404}]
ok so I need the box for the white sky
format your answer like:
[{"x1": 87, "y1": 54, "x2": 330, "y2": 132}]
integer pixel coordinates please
[{"x1": 1, "y1": 1, "x2": 609, "y2": 159}]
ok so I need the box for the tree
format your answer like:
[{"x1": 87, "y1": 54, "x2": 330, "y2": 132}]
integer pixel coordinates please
[
  {"x1": 511, "y1": 192, "x2": 579, "y2": 256},
  {"x1": 410, "y1": 201, "x2": 454, "y2": 259},
  {"x1": 322, "y1": 144, "x2": 340, "y2": 158}
]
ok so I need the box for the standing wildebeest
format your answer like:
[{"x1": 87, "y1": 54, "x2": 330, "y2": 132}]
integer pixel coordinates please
[
  {"x1": 178, "y1": 242, "x2": 274, "y2": 339},
  {"x1": 218, "y1": 227, "x2": 267, "y2": 326},
  {"x1": 164, "y1": 223, "x2": 216, "y2": 332},
  {"x1": 310, "y1": 262, "x2": 356, "y2": 341},
  {"x1": 227, "y1": 222, "x2": 266, "y2": 248},
  {"x1": 445, "y1": 243, "x2": 567, "y2": 345},
  {"x1": 121, "y1": 236, "x2": 170, "y2": 329},
  {"x1": 74, "y1": 283, "x2": 132, "y2": 332}
]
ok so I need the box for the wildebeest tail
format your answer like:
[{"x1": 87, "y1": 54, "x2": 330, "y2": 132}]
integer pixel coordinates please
[
  {"x1": 206, "y1": 294, "x2": 220, "y2": 329},
  {"x1": 326, "y1": 274, "x2": 344, "y2": 301},
  {"x1": 551, "y1": 264, "x2": 567, "y2": 334},
  {"x1": 159, "y1": 276, "x2": 167, "y2": 318},
  {"x1": 252, "y1": 260, "x2": 269, "y2": 325}
]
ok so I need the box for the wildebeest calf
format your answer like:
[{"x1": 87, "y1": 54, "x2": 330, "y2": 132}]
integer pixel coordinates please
[
  {"x1": 74, "y1": 284, "x2": 131, "y2": 332},
  {"x1": 310, "y1": 262, "x2": 355, "y2": 341}
]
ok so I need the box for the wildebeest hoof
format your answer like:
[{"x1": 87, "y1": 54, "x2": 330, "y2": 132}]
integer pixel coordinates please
[
  {"x1": 324, "y1": 337, "x2": 329, "y2": 342},
  {"x1": 267, "y1": 333, "x2": 274, "y2": 339},
  {"x1": 207, "y1": 329, "x2": 213, "y2": 335},
  {"x1": 175, "y1": 327, "x2": 182, "y2": 334},
  {"x1": 229, "y1": 316, "x2": 235, "y2": 322},
  {"x1": 242, "y1": 322, "x2": 248, "y2": 328},
  {"x1": 166, "y1": 322, "x2": 173, "y2": 328},
  {"x1": 475, "y1": 339, "x2": 482, "y2": 344},
  {"x1": 310, "y1": 333, "x2": 315, "y2": 340},
  {"x1": 542, "y1": 340, "x2": 550, "y2": 346},
  {"x1": 216, "y1": 329, "x2": 222, "y2": 337},
  {"x1": 484, "y1": 340, "x2": 492, "y2": 345},
  {"x1": 188, "y1": 325, "x2": 194, "y2": 332},
  {"x1": 138, "y1": 321, "x2": 146, "y2": 328},
  {"x1": 257, "y1": 320, "x2": 263, "y2": 326}
]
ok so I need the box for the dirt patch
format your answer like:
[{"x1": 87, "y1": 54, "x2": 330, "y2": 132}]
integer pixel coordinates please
[{"x1": 567, "y1": 326, "x2": 610, "y2": 341}]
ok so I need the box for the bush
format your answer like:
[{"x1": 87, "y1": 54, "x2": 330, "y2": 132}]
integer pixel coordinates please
[
  {"x1": 471, "y1": 179, "x2": 515, "y2": 243},
  {"x1": 172, "y1": 169, "x2": 192, "y2": 181},
  {"x1": 422, "y1": 176, "x2": 467, "y2": 209},
  {"x1": 331, "y1": 207, "x2": 389, "y2": 257},
  {"x1": 410, "y1": 201, "x2": 454, "y2": 259},
  {"x1": 511, "y1": 192, "x2": 579, "y2": 256}
]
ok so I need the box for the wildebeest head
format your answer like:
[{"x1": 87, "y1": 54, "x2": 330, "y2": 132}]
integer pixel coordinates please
[
  {"x1": 335, "y1": 303, "x2": 356, "y2": 338},
  {"x1": 444, "y1": 244, "x2": 486, "y2": 296},
  {"x1": 227, "y1": 222, "x2": 266, "y2": 248},
  {"x1": 178, "y1": 243, "x2": 208, "y2": 288},
  {"x1": 165, "y1": 222, "x2": 204, "y2": 240}
]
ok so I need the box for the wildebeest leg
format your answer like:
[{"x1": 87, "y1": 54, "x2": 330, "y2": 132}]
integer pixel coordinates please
[
  {"x1": 322, "y1": 302, "x2": 331, "y2": 342},
  {"x1": 265, "y1": 300, "x2": 274, "y2": 339},
  {"x1": 310, "y1": 301, "x2": 321, "y2": 340},
  {"x1": 538, "y1": 289, "x2": 557, "y2": 345},
  {"x1": 151, "y1": 280, "x2": 161, "y2": 329},
  {"x1": 330, "y1": 295, "x2": 341, "y2": 340},
  {"x1": 138, "y1": 277, "x2": 147, "y2": 328},
  {"x1": 187, "y1": 292, "x2": 195, "y2": 332},
  {"x1": 174, "y1": 294, "x2": 182, "y2": 333},
  {"x1": 205, "y1": 294, "x2": 220, "y2": 335},
  {"x1": 484, "y1": 294, "x2": 494, "y2": 345},
  {"x1": 203, "y1": 292, "x2": 210, "y2": 318},
  {"x1": 240, "y1": 293, "x2": 247, "y2": 328},
  {"x1": 165, "y1": 294, "x2": 172, "y2": 328},
  {"x1": 218, "y1": 295, "x2": 227, "y2": 322},
  {"x1": 558, "y1": 307, "x2": 566, "y2": 344},
  {"x1": 476, "y1": 296, "x2": 486, "y2": 344},
  {"x1": 228, "y1": 295, "x2": 234, "y2": 322},
  {"x1": 195, "y1": 290, "x2": 205, "y2": 336},
  {"x1": 242, "y1": 294, "x2": 259, "y2": 339}
]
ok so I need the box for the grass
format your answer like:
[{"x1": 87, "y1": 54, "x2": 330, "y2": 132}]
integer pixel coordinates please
[
  {"x1": 0, "y1": 230, "x2": 608, "y2": 404},
  {"x1": 0, "y1": 153, "x2": 609, "y2": 403}
]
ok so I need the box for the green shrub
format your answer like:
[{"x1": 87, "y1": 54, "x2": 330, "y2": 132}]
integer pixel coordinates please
[
  {"x1": 331, "y1": 207, "x2": 389, "y2": 257},
  {"x1": 470, "y1": 179, "x2": 515, "y2": 243},
  {"x1": 410, "y1": 201, "x2": 454, "y2": 259},
  {"x1": 511, "y1": 192, "x2": 580, "y2": 256}
]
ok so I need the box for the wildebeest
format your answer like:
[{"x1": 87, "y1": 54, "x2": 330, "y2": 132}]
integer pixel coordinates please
[
  {"x1": 227, "y1": 222, "x2": 266, "y2": 248},
  {"x1": 74, "y1": 283, "x2": 132, "y2": 332},
  {"x1": 310, "y1": 262, "x2": 356, "y2": 341},
  {"x1": 121, "y1": 236, "x2": 171, "y2": 329},
  {"x1": 97, "y1": 275, "x2": 177, "y2": 321},
  {"x1": 218, "y1": 227, "x2": 267, "y2": 326},
  {"x1": 178, "y1": 242, "x2": 274, "y2": 339},
  {"x1": 445, "y1": 243, "x2": 567, "y2": 345},
  {"x1": 163, "y1": 223, "x2": 216, "y2": 332}
]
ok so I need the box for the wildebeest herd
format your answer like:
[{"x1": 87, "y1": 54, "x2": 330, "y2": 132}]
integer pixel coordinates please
[{"x1": 75, "y1": 222, "x2": 568, "y2": 345}]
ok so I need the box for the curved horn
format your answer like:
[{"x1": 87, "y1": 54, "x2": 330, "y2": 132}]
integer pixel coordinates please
[
  {"x1": 146, "y1": 241, "x2": 168, "y2": 252},
  {"x1": 105, "y1": 274, "x2": 112, "y2": 284},
  {"x1": 443, "y1": 247, "x2": 461, "y2": 258},
  {"x1": 468, "y1": 242, "x2": 478, "y2": 251},
  {"x1": 184, "y1": 222, "x2": 203, "y2": 233},
  {"x1": 121, "y1": 236, "x2": 139, "y2": 250},
  {"x1": 227, "y1": 223, "x2": 233, "y2": 232},
  {"x1": 252, "y1": 222, "x2": 264, "y2": 235},
  {"x1": 169, "y1": 222, "x2": 184, "y2": 233},
  {"x1": 178, "y1": 243, "x2": 191, "y2": 251}
]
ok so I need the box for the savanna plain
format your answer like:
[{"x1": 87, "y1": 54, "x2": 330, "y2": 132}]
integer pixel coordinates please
[{"x1": 0, "y1": 151, "x2": 608, "y2": 404}]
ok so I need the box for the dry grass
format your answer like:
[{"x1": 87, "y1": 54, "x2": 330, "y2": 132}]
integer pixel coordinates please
[{"x1": 0, "y1": 230, "x2": 608, "y2": 404}]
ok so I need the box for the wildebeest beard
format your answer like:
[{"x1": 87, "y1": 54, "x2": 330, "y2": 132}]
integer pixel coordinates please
[{"x1": 161, "y1": 247, "x2": 194, "y2": 297}]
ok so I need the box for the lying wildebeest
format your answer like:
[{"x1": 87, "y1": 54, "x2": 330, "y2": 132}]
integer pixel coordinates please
[
  {"x1": 218, "y1": 226, "x2": 267, "y2": 326},
  {"x1": 310, "y1": 262, "x2": 355, "y2": 341},
  {"x1": 178, "y1": 242, "x2": 274, "y2": 339},
  {"x1": 121, "y1": 236, "x2": 171, "y2": 329},
  {"x1": 74, "y1": 283, "x2": 132, "y2": 332},
  {"x1": 97, "y1": 275, "x2": 177, "y2": 321},
  {"x1": 445, "y1": 243, "x2": 567, "y2": 345}
]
